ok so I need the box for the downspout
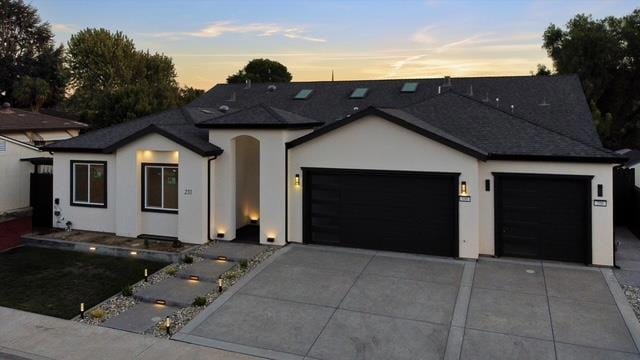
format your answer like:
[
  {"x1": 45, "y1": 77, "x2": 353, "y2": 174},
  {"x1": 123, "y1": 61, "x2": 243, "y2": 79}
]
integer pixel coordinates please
[{"x1": 207, "y1": 155, "x2": 218, "y2": 242}]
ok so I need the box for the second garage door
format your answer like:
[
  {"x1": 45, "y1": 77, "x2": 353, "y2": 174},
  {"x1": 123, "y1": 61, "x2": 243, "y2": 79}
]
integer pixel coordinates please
[
  {"x1": 494, "y1": 174, "x2": 592, "y2": 263},
  {"x1": 303, "y1": 168, "x2": 458, "y2": 257}
]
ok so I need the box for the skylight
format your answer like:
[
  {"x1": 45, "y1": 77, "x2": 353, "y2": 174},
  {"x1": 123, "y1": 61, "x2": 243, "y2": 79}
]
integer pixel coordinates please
[
  {"x1": 294, "y1": 89, "x2": 313, "y2": 100},
  {"x1": 350, "y1": 88, "x2": 369, "y2": 99},
  {"x1": 401, "y1": 82, "x2": 418, "y2": 93}
]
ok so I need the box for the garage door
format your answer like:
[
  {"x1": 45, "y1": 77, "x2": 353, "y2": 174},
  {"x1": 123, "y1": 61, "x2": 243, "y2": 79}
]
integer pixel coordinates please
[
  {"x1": 495, "y1": 174, "x2": 592, "y2": 263},
  {"x1": 303, "y1": 168, "x2": 458, "y2": 257}
]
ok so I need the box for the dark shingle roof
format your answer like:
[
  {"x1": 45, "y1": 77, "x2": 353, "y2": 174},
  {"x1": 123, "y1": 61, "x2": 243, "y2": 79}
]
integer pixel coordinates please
[
  {"x1": 197, "y1": 103, "x2": 323, "y2": 128},
  {"x1": 45, "y1": 75, "x2": 621, "y2": 162},
  {"x1": 0, "y1": 107, "x2": 87, "y2": 132},
  {"x1": 616, "y1": 149, "x2": 640, "y2": 167}
]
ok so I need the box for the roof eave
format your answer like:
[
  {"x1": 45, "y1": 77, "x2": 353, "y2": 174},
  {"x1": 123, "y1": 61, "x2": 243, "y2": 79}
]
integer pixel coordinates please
[
  {"x1": 488, "y1": 153, "x2": 625, "y2": 164},
  {"x1": 196, "y1": 122, "x2": 323, "y2": 129}
]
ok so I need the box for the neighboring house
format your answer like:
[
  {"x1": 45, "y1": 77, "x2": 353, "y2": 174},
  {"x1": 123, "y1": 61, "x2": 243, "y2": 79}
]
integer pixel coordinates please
[
  {"x1": 0, "y1": 103, "x2": 88, "y2": 214},
  {"x1": 616, "y1": 148, "x2": 640, "y2": 187},
  {"x1": 45, "y1": 75, "x2": 624, "y2": 266}
]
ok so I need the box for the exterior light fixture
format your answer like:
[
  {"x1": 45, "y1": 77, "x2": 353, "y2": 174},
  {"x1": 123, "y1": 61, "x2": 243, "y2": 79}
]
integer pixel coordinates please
[
  {"x1": 267, "y1": 236, "x2": 275, "y2": 243},
  {"x1": 130, "y1": 251, "x2": 137, "y2": 256},
  {"x1": 80, "y1": 302, "x2": 85, "y2": 319},
  {"x1": 294, "y1": 174, "x2": 301, "y2": 187},
  {"x1": 89, "y1": 247, "x2": 96, "y2": 251},
  {"x1": 155, "y1": 299, "x2": 167, "y2": 305},
  {"x1": 250, "y1": 216, "x2": 259, "y2": 225},
  {"x1": 144, "y1": 268, "x2": 148, "y2": 282},
  {"x1": 218, "y1": 276, "x2": 223, "y2": 293},
  {"x1": 597, "y1": 184, "x2": 603, "y2": 197},
  {"x1": 165, "y1": 316, "x2": 171, "y2": 335},
  {"x1": 189, "y1": 275, "x2": 200, "y2": 281},
  {"x1": 460, "y1": 181, "x2": 468, "y2": 196},
  {"x1": 216, "y1": 231, "x2": 225, "y2": 238},
  {"x1": 216, "y1": 256, "x2": 228, "y2": 262}
]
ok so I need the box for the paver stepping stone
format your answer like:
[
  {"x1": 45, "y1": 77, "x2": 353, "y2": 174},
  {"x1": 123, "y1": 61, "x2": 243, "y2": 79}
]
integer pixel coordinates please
[
  {"x1": 176, "y1": 259, "x2": 235, "y2": 282},
  {"x1": 199, "y1": 242, "x2": 265, "y2": 261},
  {"x1": 102, "y1": 302, "x2": 177, "y2": 334},
  {"x1": 134, "y1": 278, "x2": 217, "y2": 307}
]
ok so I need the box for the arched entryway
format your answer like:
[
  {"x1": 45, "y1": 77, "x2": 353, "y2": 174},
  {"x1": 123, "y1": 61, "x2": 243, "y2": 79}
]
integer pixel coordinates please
[{"x1": 233, "y1": 135, "x2": 260, "y2": 243}]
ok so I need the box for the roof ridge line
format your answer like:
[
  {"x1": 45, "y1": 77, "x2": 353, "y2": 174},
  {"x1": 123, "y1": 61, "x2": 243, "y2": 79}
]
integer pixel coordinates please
[
  {"x1": 447, "y1": 90, "x2": 616, "y2": 156},
  {"x1": 259, "y1": 103, "x2": 288, "y2": 123}
]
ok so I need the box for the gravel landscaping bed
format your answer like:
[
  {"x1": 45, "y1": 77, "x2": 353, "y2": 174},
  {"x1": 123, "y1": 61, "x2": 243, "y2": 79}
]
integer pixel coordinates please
[
  {"x1": 623, "y1": 285, "x2": 640, "y2": 321},
  {"x1": 75, "y1": 241, "x2": 278, "y2": 337}
]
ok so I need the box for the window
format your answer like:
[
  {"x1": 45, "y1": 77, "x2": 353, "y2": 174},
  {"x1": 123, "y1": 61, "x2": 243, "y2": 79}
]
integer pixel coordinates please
[
  {"x1": 401, "y1": 82, "x2": 418, "y2": 93},
  {"x1": 71, "y1": 161, "x2": 107, "y2": 207},
  {"x1": 350, "y1": 87, "x2": 369, "y2": 99},
  {"x1": 0, "y1": 140, "x2": 6, "y2": 153},
  {"x1": 294, "y1": 89, "x2": 313, "y2": 100},
  {"x1": 142, "y1": 164, "x2": 178, "y2": 213}
]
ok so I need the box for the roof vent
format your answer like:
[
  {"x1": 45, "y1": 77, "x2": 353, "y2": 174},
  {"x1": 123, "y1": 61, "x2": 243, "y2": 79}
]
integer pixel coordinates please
[
  {"x1": 510, "y1": 104, "x2": 515, "y2": 113},
  {"x1": 353, "y1": 106, "x2": 359, "y2": 111},
  {"x1": 443, "y1": 76, "x2": 452, "y2": 87},
  {"x1": 267, "y1": 84, "x2": 277, "y2": 92},
  {"x1": 0, "y1": 102, "x2": 12, "y2": 113},
  {"x1": 468, "y1": 85, "x2": 474, "y2": 97},
  {"x1": 200, "y1": 109, "x2": 214, "y2": 114},
  {"x1": 218, "y1": 105, "x2": 230, "y2": 113},
  {"x1": 244, "y1": 79, "x2": 251, "y2": 89},
  {"x1": 495, "y1": 97, "x2": 500, "y2": 107},
  {"x1": 482, "y1": 92, "x2": 489, "y2": 102},
  {"x1": 539, "y1": 98, "x2": 550, "y2": 106}
]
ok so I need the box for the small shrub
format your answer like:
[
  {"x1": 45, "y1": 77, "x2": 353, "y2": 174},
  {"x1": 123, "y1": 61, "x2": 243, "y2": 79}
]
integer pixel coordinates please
[
  {"x1": 122, "y1": 285, "x2": 133, "y2": 297},
  {"x1": 165, "y1": 267, "x2": 177, "y2": 276},
  {"x1": 192, "y1": 296, "x2": 207, "y2": 307},
  {"x1": 90, "y1": 309, "x2": 106, "y2": 319},
  {"x1": 239, "y1": 259, "x2": 248, "y2": 270},
  {"x1": 183, "y1": 255, "x2": 194, "y2": 264},
  {"x1": 172, "y1": 240, "x2": 183, "y2": 248}
]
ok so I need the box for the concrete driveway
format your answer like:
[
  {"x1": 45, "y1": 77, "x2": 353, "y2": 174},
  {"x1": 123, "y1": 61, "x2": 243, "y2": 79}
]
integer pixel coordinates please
[{"x1": 175, "y1": 245, "x2": 640, "y2": 360}]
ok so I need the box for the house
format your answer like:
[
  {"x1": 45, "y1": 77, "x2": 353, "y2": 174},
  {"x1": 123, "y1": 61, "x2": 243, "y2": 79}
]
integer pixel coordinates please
[
  {"x1": 44, "y1": 75, "x2": 624, "y2": 266},
  {"x1": 0, "y1": 103, "x2": 87, "y2": 214}
]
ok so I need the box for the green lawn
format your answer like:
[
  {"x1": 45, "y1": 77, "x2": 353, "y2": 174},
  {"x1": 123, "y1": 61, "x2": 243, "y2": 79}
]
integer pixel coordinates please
[{"x1": 0, "y1": 247, "x2": 168, "y2": 319}]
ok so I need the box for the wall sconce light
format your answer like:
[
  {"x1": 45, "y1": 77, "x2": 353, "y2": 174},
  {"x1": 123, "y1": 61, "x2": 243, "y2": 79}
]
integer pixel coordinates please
[
  {"x1": 189, "y1": 275, "x2": 200, "y2": 281},
  {"x1": 89, "y1": 247, "x2": 96, "y2": 251},
  {"x1": 216, "y1": 255, "x2": 228, "y2": 262},
  {"x1": 155, "y1": 299, "x2": 167, "y2": 305},
  {"x1": 216, "y1": 231, "x2": 225, "y2": 238},
  {"x1": 130, "y1": 251, "x2": 137, "y2": 256},
  {"x1": 144, "y1": 268, "x2": 148, "y2": 282},
  {"x1": 597, "y1": 184, "x2": 603, "y2": 197},
  {"x1": 267, "y1": 236, "x2": 275, "y2": 243},
  {"x1": 460, "y1": 181, "x2": 469, "y2": 196},
  {"x1": 218, "y1": 276, "x2": 223, "y2": 293},
  {"x1": 165, "y1": 316, "x2": 171, "y2": 335},
  {"x1": 294, "y1": 174, "x2": 301, "y2": 187},
  {"x1": 250, "y1": 217, "x2": 259, "y2": 225},
  {"x1": 80, "y1": 302, "x2": 85, "y2": 319}
]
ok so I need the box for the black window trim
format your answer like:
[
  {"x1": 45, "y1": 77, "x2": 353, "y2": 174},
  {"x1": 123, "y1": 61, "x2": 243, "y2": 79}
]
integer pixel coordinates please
[
  {"x1": 141, "y1": 162, "x2": 179, "y2": 214},
  {"x1": 70, "y1": 160, "x2": 108, "y2": 208}
]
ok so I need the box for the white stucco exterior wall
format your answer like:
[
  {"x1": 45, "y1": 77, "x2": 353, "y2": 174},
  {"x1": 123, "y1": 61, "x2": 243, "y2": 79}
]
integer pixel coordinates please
[
  {"x1": 478, "y1": 161, "x2": 615, "y2": 266},
  {"x1": 52, "y1": 152, "x2": 116, "y2": 232},
  {"x1": 287, "y1": 115, "x2": 481, "y2": 259},
  {"x1": 0, "y1": 139, "x2": 45, "y2": 213},
  {"x1": 51, "y1": 133, "x2": 209, "y2": 244}
]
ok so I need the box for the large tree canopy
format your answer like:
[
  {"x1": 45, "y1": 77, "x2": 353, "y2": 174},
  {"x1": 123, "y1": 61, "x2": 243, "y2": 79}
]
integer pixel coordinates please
[
  {"x1": 66, "y1": 28, "x2": 199, "y2": 128},
  {"x1": 0, "y1": 0, "x2": 66, "y2": 107},
  {"x1": 543, "y1": 9, "x2": 640, "y2": 148},
  {"x1": 227, "y1": 58, "x2": 292, "y2": 83}
]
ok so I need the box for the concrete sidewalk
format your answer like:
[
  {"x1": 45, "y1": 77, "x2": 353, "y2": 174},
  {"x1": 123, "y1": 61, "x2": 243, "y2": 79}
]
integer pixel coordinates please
[{"x1": 0, "y1": 306, "x2": 259, "y2": 360}]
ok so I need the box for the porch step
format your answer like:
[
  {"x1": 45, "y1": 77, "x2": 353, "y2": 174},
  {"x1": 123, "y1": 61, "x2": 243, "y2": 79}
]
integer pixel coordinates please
[
  {"x1": 176, "y1": 259, "x2": 235, "y2": 282},
  {"x1": 102, "y1": 302, "x2": 178, "y2": 334},
  {"x1": 133, "y1": 277, "x2": 217, "y2": 307},
  {"x1": 199, "y1": 242, "x2": 265, "y2": 262}
]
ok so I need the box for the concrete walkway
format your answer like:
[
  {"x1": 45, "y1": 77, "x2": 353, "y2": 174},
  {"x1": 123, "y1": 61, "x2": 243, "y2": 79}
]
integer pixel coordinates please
[
  {"x1": 0, "y1": 306, "x2": 258, "y2": 360},
  {"x1": 103, "y1": 241, "x2": 266, "y2": 334},
  {"x1": 175, "y1": 244, "x2": 640, "y2": 360},
  {"x1": 615, "y1": 227, "x2": 640, "y2": 287}
]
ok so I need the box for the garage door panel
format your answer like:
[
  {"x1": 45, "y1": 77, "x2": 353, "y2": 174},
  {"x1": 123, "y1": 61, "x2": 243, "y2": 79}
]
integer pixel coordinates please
[
  {"x1": 496, "y1": 175, "x2": 590, "y2": 263},
  {"x1": 304, "y1": 169, "x2": 457, "y2": 257}
]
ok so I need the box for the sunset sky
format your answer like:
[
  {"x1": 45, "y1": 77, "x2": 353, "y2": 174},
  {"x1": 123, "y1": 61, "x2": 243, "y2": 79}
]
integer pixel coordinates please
[{"x1": 33, "y1": 0, "x2": 638, "y2": 90}]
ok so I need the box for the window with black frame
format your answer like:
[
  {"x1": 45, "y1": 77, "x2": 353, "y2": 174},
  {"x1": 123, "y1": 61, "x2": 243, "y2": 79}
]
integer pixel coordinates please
[
  {"x1": 142, "y1": 163, "x2": 178, "y2": 213},
  {"x1": 71, "y1": 161, "x2": 107, "y2": 207}
]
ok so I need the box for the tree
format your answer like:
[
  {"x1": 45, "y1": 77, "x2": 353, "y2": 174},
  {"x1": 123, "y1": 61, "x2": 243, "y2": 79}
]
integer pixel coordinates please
[
  {"x1": 178, "y1": 86, "x2": 205, "y2": 106},
  {"x1": 542, "y1": 9, "x2": 640, "y2": 148},
  {"x1": 534, "y1": 64, "x2": 552, "y2": 76},
  {"x1": 12, "y1": 76, "x2": 50, "y2": 111},
  {"x1": 227, "y1": 58, "x2": 292, "y2": 83},
  {"x1": 66, "y1": 28, "x2": 183, "y2": 128},
  {"x1": 0, "y1": 0, "x2": 66, "y2": 107}
]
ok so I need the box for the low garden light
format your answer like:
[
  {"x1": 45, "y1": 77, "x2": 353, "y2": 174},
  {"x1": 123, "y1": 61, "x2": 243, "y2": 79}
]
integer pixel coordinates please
[
  {"x1": 89, "y1": 247, "x2": 96, "y2": 251},
  {"x1": 216, "y1": 255, "x2": 228, "y2": 262},
  {"x1": 218, "y1": 276, "x2": 223, "y2": 293},
  {"x1": 130, "y1": 251, "x2": 137, "y2": 256},
  {"x1": 155, "y1": 299, "x2": 167, "y2": 305},
  {"x1": 80, "y1": 302, "x2": 85, "y2": 319},
  {"x1": 294, "y1": 174, "x2": 301, "y2": 187},
  {"x1": 189, "y1": 275, "x2": 200, "y2": 281},
  {"x1": 266, "y1": 236, "x2": 275, "y2": 243},
  {"x1": 216, "y1": 231, "x2": 225, "y2": 238},
  {"x1": 144, "y1": 268, "x2": 148, "y2": 282},
  {"x1": 165, "y1": 316, "x2": 171, "y2": 335}
]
